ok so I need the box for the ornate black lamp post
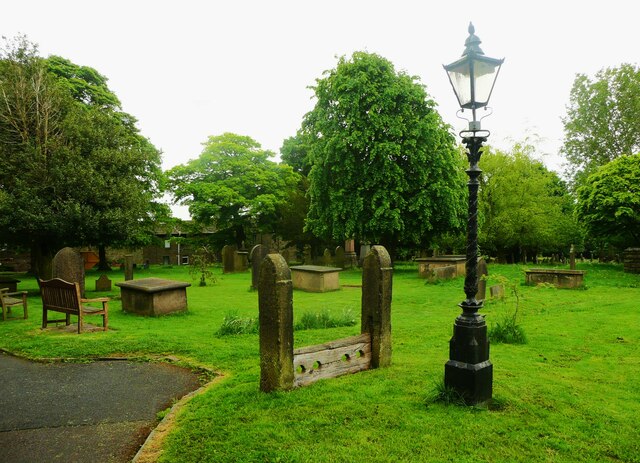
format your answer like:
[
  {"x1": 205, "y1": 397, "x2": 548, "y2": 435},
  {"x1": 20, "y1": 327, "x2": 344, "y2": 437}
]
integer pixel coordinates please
[{"x1": 443, "y1": 23, "x2": 503, "y2": 404}]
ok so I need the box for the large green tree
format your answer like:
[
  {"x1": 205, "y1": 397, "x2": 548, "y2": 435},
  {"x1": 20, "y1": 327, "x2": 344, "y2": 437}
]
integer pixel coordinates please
[
  {"x1": 562, "y1": 64, "x2": 640, "y2": 184},
  {"x1": 301, "y1": 52, "x2": 466, "y2": 254},
  {"x1": 479, "y1": 142, "x2": 581, "y2": 262},
  {"x1": 168, "y1": 133, "x2": 300, "y2": 247},
  {"x1": 0, "y1": 36, "x2": 165, "y2": 276},
  {"x1": 576, "y1": 153, "x2": 640, "y2": 249}
]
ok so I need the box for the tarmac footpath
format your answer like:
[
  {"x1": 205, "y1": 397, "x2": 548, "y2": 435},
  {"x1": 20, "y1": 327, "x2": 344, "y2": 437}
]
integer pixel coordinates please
[{"x1": 0, "y1": 352, "x2": 201, "y2": 463}]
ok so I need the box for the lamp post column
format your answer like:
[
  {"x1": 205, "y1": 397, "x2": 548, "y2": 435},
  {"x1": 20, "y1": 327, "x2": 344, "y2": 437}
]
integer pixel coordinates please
[{"x1": 444, "y1": 133, "x2": 492, "y2": 405}]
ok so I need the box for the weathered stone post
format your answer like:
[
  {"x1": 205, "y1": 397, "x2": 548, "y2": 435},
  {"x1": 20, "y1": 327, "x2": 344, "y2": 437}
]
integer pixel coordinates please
[
  {"x1": 323, "y1": 248, "x2": 332, "y2": 266},
  {"x1": 569, "y1": 244, "x2": 576, "y2": 270},
  {"x1": 361, "y1": 245, "x2": 392, "y2": 368},
  {"x1": 475, "y1": 258, "x2": 488, "y2": 301},
  {"x1": 259, "y1": 253, "x2": 294, "y2": 392},
  {"x1": 124, "y1": 255, "x2": 134, "y2": 281},
  {"x1": 344, "y1": 239, "x2": 358, "y2": 269}
]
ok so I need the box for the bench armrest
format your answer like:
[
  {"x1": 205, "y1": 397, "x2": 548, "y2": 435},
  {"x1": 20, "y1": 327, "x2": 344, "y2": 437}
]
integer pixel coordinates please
[
  {"x1": 81, "y1": 297, "x2": 110, "y2": 303},
  {"x1": 1, "y1": 290, "x2": 27, "y2": 297}
]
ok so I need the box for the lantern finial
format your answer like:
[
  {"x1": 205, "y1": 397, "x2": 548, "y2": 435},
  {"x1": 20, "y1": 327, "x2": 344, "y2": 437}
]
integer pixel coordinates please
[{"x1": 464, "y1": 22, "x2": 484, "y2": 56}]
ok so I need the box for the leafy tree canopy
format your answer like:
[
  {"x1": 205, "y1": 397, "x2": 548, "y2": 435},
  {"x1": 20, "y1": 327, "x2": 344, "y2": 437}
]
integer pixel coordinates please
[
  {"x1": 479, "y1": 141, "x2": 582, "y2": 260},
  {"x1": 576, "y1": 153, "x2": 640, "y2": 249},
  {"x1": 562, "y1": 64, "x2": 640, "y2": 184},
  {"x1": 0, "y1": 35, "x2": 165, "y2": 276},
  {"x1": 301, "y1": 51, "x2": 466, "y2": 252},
  {"x1": 168, "y1": 133, "x2": 300, "y2": 247}
]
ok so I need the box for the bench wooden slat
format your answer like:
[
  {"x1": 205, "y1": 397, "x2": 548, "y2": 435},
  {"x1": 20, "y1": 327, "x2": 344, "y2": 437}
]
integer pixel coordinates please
[{"x1": 39, "y1": 278, "x2": 109, "y2": 334}]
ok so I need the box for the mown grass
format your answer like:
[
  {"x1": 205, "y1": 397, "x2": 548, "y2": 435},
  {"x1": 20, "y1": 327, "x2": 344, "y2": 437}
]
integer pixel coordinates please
[{"x1": 1, "y1": 262, "x2": 639, "y2": 462}]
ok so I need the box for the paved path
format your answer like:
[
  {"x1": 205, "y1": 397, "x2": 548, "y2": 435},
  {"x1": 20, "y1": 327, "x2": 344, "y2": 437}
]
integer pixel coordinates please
[{"x1": 0, "y1": 353, "x2": 201, "y2": 463}]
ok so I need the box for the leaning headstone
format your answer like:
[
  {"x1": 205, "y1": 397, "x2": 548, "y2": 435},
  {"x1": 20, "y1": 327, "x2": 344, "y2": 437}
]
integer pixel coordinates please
[
  {"x1": 234, "y1": 250, "x2": 249, "y2": 272},
  {"x1": 95, "y1": 274, "x2": 112, "y2": 292},
  {"x1": 124, "y1": 255, "x2": 134, "y2": 281},
  {"x1": 303, "y1": 245, "x2": 312, "y2": 265},
  {"x1": 569, "y1": 244, "x2": 576, "y2": 270},
  {"x1": 222, "y1": 245, "x2": 236, "y2": 274},
  {"x1": 359, "y1": 244, "x2": 371, "y2": 266},
  {"x1": 259, "y1": 253, "x2": 294, "y2": 392},
  {"x1": 334, "y1": 246, "x2": 345, "y2": 269},
  {"x1": 490, "y1": 285, "x2": 505, "y2": 299},
  {"x1": 52, "y1": 247, "x2": 85, "y2": 297},
  {"x1": 475, "y1": 258, "x2": 488, "y2": 301},
  {"x1": 361, "y1": 246, "x2": 393, "y2": 368},
  {"x1": 323, "y1": 248, "x2": 332, "y2": 266},
  {"x1": 250, "y1": 244, "x2": 270, "y2": 290}
]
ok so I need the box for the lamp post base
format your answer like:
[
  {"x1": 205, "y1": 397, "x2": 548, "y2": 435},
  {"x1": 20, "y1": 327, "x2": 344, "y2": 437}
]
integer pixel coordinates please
[{"x1": 444, "y1": 313, "x2": 492, "y2": 405}]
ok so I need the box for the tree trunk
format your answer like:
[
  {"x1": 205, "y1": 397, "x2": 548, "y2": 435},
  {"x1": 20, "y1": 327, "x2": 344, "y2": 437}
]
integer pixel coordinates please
[{"x1": 97, "y1": 245, "x2": 112, "y2": 271}]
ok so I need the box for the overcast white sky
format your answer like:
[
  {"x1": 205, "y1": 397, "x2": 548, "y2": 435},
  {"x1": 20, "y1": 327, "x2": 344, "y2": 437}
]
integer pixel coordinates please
[{"x1": 2, "y1": 1, "x2": 638, "y2": 217}]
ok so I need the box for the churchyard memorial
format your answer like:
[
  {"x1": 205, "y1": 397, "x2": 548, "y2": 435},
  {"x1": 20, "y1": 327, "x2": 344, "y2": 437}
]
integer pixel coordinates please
[
  {"x1": 259, "y1": 246, "x2": 392, "y2": 392},
  {"x1": 116, "y1": 278, "x2": 191, "y2": 316}
]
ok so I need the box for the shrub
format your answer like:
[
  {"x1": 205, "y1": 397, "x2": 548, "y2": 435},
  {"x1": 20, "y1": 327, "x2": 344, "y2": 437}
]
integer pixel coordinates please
[
  {"x1": 489, "y1": 314, "x2": 527, "y2": 344},
  {"x1": 294, "y1": 309, "x2": 356, "y2": 331},
  {"x1": 216, "y1": 311, "x2": 258, "y2": 336},
  {"x1": 487, "y1": 274, "x2": 527, "y2": 344}
]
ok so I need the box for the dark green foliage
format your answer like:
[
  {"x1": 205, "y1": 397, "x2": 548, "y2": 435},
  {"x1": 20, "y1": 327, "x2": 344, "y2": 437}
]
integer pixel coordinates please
[
  {"x1": 576, "y1": 153, "x2": 640, "y2": 248},
  {"x1": 0, "y1": 35, "x2": 165, "y2": 276},
  {"x1": 489, "y1": 315, "x2": 527, "y2": 344},
  {"x1": 301, "y1": 52, "x2": 466, "y2": 250},
  {"x1": 425, "y1": 379, "x2": 466, "y2": 406},
  {"x1": 293, "y1": 309, "x2": 356, "y2": 331}
]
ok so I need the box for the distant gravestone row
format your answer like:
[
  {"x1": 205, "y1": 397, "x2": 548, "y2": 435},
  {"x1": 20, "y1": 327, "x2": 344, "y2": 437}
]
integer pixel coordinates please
[
  {"x1": 623, "y1": 248, "x2": 640, "y2": 274},
  {"x1": 258, "y1": 246, "x2": 392, "y2": 392},
  {"x1": 222, "y1": 245, "x2": 249, "y2": 274}
]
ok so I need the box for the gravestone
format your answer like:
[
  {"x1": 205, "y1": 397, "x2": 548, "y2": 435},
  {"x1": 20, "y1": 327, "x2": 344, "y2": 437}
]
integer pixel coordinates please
[
  {"x1": 475, "y1": 258, "x2": 488, "y2": 301},
  {"x1": 95, "y1": 274, "x2": 112, "y2": 292},
  {"x1": 490, "y1": 285, "x2": 505, "y2": 299},
  {"x1": 361, "y1": 246, "x2": 393, "y2": 368},
  {"x1": 222, "y1": 245, "x2": 236, "y2": 274},
  {"x1": 259, "y1": 254, "x2": 294, "y2": 392},
  {"x1": 344, "y1": 239, "x2": 357, "y2": 269},
  {"x1": 323, "y1": 248, "x2": 332, "y2": 266},
  {"x1": 569, "y1": 244, "x2": 576, "y2": 270},
  {"x1": 250, "y1": 244, "x2": 270, "y2": 290},
  {"x1": 359, "y1": 244, "x2": 371, "y2": 266},
  {"x1": 234, "y1": 250, "x2": 249, "y2": 272},
  {"x1": 124, "y1": 255, "x2": 134, "y2": 281},
  {"x1": 52, "y1": 247, "x2": 85, "y2": 297},
  {"x1": 303, "y1": 245, "x2": 312, "y2": 265},
  {"x1": 334, "y1": 246, "x2": 345, "y2": 269}
]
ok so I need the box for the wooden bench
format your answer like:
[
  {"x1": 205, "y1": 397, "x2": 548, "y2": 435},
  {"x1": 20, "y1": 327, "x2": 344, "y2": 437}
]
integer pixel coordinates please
[
  {"x1": 1, "y1": 288, "x2": 28, "y2": 321},
  {"x1": 39, "y1": 278, "x2": 109, "y2": 333}
]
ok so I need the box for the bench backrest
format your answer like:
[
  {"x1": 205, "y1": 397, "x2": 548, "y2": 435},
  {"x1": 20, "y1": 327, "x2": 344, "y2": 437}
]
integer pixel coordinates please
[{"x1": 39, "y1": 278, "x2": 82, "y2": 315}]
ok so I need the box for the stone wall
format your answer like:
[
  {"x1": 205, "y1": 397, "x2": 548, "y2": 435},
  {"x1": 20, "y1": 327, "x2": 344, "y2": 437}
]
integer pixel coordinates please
[{"x1": 623, "y1": 248, "x2": 640, "y2": 274}]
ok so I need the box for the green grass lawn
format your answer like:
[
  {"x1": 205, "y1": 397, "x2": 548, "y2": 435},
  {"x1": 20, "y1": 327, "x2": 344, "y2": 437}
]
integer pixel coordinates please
[{"x1": 1, "y1": 262, "x2": 639, "y2": 462}]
